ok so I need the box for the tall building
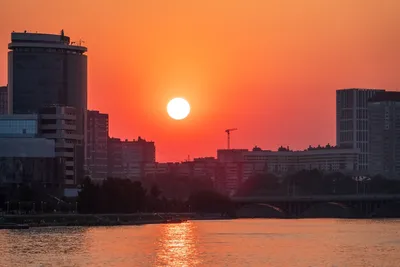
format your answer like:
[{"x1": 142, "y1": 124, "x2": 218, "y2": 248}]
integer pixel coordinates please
[
  {"x1": 86, "y1": 110, "x2": 109, "y2": 183},
  {"x1": 121, "y1": 137, "x2": 155, "y2": 181},
  {"x1": 38, "y1": 106, "x2": 82, "y2": 185},
  {"x1": 0, "y1": 86, "x2": 7, "y2": 114},
  {"x1": 368, "y1": 92, "x2": 400, "y2": 179},
  {"x1": 122, "y1": 137, "x2": 156, "y2": 163},
  {"x1": 8, "y1": 31, "x2": 88, "y2": 183},
  {"x1": 336, "y1": 88, "x2": 385, "y2": 171},
  {"x1": 107, "y1": 137, "x2": 155, "y2": 181}
]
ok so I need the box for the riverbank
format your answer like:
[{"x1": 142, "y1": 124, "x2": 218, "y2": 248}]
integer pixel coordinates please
[{"x1": 0, "y1": 213, "x2": 231, "y2": 228}]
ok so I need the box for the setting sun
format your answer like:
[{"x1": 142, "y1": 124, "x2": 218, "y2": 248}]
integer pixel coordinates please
[{"x1": 167, "y1": 98, "x2": 191, "y2": 120}]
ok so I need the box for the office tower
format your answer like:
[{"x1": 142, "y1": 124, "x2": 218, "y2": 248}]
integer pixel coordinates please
[
  {"x1": 368, "y1": 92, "x2": 400, "y2": 179},
  {"x1": 336, "y1": 88, "x2": 385, "y2": 171},
  {"x1": 8, "y1": 31, "x2": 87, "y2": 182},
  {"x1": 39, "y1": 106, "x2": 82, "y2": 185},
  {"x1": 0, "y1": 86, "x2": 7, "y2": 114},
  {"x1": 86, "y1": 110, "x2": 109, "y2": 183}
]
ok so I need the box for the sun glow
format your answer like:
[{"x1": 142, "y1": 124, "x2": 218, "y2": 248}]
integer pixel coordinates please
[{"x1": 167, "y1": 98, "x2": 191, "y2": 120}]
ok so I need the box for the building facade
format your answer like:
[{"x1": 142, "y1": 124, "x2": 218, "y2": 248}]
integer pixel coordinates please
[
  {"x1": 368, "y1": 92, "x2": 400, "y2": 179},
  {"x1": 243, "y1": 146, "x2": 360, "y2": 175},
  {"x1": 217, "y1": 149, "x2": 249, "y2": 163},
  {"x1": 86, "y1": 110, "x2": 108, "y2": 183},
  {"x1": 38, "y1": 106, "x2": 82, "y2": 185},
  {"x1": 121, "y1": 137, "x2": 155, "y2": 181},
  {"x1": 0, "y1": 86, "x2": 7, "y2": 114},
  {"x1": 107, "y1": 137, "x2": 156, "y2": 181},
  {"x1": 0, "y1": 138, "x2": 62, "y2": 183},
  {"x1": 336, "y1": 88, "x2": 385, "y2": 171},
  {"x1": 212, "y1": 146, "x2": 360, "y2": 195},
  {"x1": 0, "y1": 114, "x2": 38, "y2": 137},
  {"x1": 8, "y1": 31, "x2": 87, "y2": 183},
  {"x1": 107, "y1": 137, "x2": 123, "y2": 179}
]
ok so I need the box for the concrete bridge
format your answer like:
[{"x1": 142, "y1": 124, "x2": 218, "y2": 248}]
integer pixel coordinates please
[{"x1": 231, "y1": 194, "x2": 400, "y2": 218}]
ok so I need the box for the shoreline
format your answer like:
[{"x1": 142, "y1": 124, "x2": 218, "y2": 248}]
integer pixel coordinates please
[
  {"x1": 1, "y1": 213, "x2": 399, "y2": 229},
  {"x1": 0, "y1": 213, "x2": 231, "y2": 229}
]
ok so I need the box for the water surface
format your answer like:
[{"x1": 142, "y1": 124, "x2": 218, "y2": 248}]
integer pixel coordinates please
[{"x1": 0, "y1": 219, "x2": 399, "y2": 266}]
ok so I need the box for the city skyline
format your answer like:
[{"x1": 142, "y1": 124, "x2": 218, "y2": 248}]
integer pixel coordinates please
[{"x1": 1, "y1": 1, "x2": 400, "y2": 162}]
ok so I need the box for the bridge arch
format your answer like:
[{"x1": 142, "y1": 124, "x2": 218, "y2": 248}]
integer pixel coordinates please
[
  {"x1": 301, "y1": 202, "x2": 359, "y2": 218},
  {"x1": 236, "y1": 203, "x2": 286, "y2": 218}
]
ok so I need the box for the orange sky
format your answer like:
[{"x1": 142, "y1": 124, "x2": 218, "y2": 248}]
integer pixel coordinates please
[{"x1": 1, "y1": 0, "x2": 400, "y2": 162}]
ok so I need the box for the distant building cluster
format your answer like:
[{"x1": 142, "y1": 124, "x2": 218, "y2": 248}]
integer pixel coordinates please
[
  {"x1": 1, "y1": 30, "x2": 399, "y2": 198},
  {"x1": 208, "y1": 88, "x2": 400, "y2": 195},
  {"x1": 0, "y1": 31, "x2": 155, "y2": 198}
]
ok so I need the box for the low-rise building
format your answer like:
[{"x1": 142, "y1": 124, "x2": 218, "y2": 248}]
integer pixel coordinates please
[
  {"x1": 0, "y1": 136, "x2": 65, "y2": 197},
  {"x1": 214, "y1": 146, "x2": 360, "y2": 195},
  {"x1": 243, "y1": 146, "x2": 360, "y2": 175}
]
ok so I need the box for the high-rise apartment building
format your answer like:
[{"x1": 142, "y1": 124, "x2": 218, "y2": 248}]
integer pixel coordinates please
[
  {"x1": 0, "y1": 86, "x2": 7, "y2": 114},
  {"x1": 86, "y1": 110, "x2": 109, "y2": 183},
  {"x1": 39, "y1": 106, "x2": 82, "y2": 185},
  {"x1": 107, "y1": 137, "x2": 155, "y2": 181},
  {"x1": 336, "y1": 88, "x2": 385, "y2": 171},
  {"x1": 368, "y1": 92, "x2": 400, "y2": 179},
  {"x1": 121, "y1": 137, "x2": 156, "y2": 163},
  {"x1": 108, "y1": 137, "x2": 123, "y2": 179},
  {"x1": 8, "y1": 31, "x2": 88, "y2": 182}
]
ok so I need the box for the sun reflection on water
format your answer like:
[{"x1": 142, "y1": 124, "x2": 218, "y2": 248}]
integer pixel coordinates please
[{"x1": 155, "y1": 221, "x2": 200, "y2": 267}]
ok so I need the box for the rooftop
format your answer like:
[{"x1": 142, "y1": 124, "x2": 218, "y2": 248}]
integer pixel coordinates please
[
  {"x1": 9, "y1": 30, "x2": 87, "y2": 53},
  {"x1": 369, "y1": 91, "x2": 400, "y2": 102},
  {"x1": 337, "y1": 88, "x2": 385, "y2": 92}
]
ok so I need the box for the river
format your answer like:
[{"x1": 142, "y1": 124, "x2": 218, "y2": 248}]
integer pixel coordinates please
[{"x1": 0, "y1": 219, "x2": 399, "y2": 267}]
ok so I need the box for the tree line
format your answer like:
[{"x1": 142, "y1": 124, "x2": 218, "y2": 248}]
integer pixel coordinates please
[{"x1": 77, "y1": 177, "x2": 233, "y2": 214}]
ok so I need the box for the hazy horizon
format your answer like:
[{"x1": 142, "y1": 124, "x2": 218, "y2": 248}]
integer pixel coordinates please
[{"x1": 1, "y1": 0, "x2": 400, "y2": 161}]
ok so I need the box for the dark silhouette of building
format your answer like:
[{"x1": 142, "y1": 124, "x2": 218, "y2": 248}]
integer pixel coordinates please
[
  {"x1": 0, "y1": 124, "x2": 65, "y2": 197},
  {"x1": 368, "y1": 91, "x2": 400, "y2": 179},
  {"x1": 8, "y1": 31, "x2": 87, "y2": 183},
  {"x1": 86, "y1": 110, "x2": 109, "y2": 183},
  {"x1": 107, "y1": 137, "x2": 155, "y2": 181},
  {"x1": 336, "y1": 88, "x2": 385, "y2": 171},
  {"x1": 0, "y1": 86, "x2": 7, "y2": 114},
  {"x1": 39, "y1": 106, "x2": 82, "y2": 186},
  {"x1": 107, "y1": 137, "x2": 123, "y2": 179}
]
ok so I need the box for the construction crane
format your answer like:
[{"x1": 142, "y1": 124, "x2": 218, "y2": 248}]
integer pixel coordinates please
[{"x1": 225, "y1": 128, "x2": 238, "y2": 149}]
